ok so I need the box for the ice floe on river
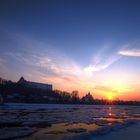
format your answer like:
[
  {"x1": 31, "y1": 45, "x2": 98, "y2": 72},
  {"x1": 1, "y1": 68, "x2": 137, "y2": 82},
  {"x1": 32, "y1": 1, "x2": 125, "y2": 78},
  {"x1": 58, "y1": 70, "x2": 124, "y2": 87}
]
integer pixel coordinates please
[{"x1": 0, "y1": 103, "x2": 140, "y2": 140}]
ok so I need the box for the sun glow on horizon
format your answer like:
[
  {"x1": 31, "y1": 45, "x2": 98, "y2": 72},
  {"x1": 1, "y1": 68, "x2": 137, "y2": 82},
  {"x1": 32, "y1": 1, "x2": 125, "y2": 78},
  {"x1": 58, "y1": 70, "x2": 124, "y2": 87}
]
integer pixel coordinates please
[{"x1": 108, "y1": 95, "x2": 113, "y2": 100}]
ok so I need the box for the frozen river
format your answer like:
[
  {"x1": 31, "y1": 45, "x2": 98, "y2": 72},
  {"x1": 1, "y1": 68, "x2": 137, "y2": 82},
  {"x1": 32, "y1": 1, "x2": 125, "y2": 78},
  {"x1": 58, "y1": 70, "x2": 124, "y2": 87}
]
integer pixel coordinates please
[
  {"x1": 0, "y1": 103, "x2": 140, "y2": 140},
  {"x1": 2, "y1": 103, "x2": 140, "y2": 123}
]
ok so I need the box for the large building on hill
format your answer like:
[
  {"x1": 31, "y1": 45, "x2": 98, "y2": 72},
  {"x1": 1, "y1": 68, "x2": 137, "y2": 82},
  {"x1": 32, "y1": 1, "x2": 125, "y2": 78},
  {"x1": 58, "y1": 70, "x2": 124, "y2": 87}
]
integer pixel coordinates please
[{"x1": 18, "y1": 77, "x2": 52, "y2": 91}]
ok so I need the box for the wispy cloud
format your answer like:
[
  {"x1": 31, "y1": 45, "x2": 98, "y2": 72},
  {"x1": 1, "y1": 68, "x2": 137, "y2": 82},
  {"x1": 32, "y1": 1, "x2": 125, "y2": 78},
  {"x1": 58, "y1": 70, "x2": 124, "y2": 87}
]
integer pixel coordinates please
[
  {"x1": 0, "y1": 32, "x2": 84, "y2": 89},
  {"x1": 119, "y1": 49, "x2": 140, "y2": 57},
  {"x1": 84, "y1": 55, "x2": 120, "y2": 72},
  {"x1": 84, "y1": 45, "x2": 121, "y2": 73}
]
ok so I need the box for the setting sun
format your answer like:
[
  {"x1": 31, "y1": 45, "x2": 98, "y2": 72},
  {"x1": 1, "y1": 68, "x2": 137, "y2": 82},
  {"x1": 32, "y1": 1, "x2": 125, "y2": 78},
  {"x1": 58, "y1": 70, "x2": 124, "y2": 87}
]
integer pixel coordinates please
[
  {"x1": 108, "y1": 96, "x2": 113, "y2": 100},
  {"x1": 106, "y1": 92, "x2": 114, "y2": 100}
]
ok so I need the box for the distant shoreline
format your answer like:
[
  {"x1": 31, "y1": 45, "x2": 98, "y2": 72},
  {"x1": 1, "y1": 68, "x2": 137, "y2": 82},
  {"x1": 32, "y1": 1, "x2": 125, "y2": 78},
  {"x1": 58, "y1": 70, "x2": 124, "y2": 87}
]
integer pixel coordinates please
[{"x1": 2, "y1": 102, "x2": 140, "y2": 106}]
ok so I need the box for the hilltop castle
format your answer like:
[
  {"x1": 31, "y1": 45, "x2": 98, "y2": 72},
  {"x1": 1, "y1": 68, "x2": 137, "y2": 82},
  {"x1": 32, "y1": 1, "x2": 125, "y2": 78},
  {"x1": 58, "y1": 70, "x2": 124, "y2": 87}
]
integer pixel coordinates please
[{"x1": 18, "y1": 77, "x2": 52, "y2": 91}]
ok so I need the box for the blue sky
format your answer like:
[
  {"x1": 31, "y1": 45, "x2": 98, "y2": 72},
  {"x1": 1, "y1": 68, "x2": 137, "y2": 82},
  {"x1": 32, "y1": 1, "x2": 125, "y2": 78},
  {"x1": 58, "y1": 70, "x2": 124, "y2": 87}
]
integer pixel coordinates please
[{"x1": 0, "y1": 0, "x2": 140, "y2": 100}]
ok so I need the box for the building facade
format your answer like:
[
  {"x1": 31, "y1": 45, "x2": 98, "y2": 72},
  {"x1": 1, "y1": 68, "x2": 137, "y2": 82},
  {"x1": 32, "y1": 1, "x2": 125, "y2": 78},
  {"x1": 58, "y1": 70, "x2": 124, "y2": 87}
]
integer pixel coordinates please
[{"x1": 18, "y1": 77, "x2": 52, "y2": 91}]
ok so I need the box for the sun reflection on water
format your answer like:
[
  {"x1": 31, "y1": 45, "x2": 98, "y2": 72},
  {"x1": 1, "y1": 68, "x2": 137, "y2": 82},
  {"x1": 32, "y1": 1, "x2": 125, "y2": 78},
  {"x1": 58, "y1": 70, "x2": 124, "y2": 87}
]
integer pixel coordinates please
[{"x1": 108, "y1": 106, "x2": 116, "y2": 117}]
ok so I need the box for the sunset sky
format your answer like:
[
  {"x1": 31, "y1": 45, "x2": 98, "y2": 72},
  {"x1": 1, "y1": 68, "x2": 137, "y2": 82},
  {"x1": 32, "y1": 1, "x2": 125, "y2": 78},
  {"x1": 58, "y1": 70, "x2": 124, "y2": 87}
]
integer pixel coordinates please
[{"x1": 0, "y1": 0, "x2": 140, "y2": 100}]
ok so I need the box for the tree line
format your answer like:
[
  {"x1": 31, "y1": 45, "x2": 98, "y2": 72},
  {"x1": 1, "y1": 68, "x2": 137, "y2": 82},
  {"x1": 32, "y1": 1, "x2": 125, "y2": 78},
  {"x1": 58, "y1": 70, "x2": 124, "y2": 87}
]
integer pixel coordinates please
[{"x1": 0, "y1": 81, "x2": 140, "y2": 105}]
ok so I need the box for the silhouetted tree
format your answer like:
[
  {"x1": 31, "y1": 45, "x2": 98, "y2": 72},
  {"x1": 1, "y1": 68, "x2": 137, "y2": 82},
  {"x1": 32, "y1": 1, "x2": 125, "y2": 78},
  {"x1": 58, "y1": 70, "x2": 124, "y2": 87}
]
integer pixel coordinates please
[{"x1": 71, "y1": 90, "x2": 80, "y2": 103}]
